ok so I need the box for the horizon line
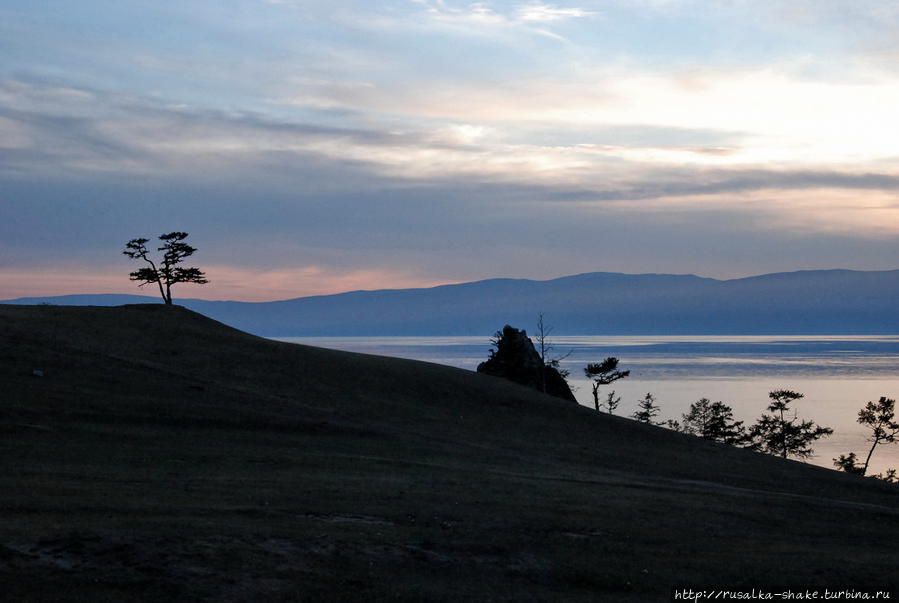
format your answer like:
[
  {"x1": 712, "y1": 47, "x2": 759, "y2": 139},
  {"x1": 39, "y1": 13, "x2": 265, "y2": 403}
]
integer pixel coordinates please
[{"x1": 3, "y1": 267, "x2": 898, "y2": 305}]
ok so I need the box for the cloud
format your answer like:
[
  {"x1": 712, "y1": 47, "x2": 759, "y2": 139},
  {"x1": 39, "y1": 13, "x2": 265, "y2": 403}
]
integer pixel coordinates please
[
  {"x1": 4, "y1": 50, "x2": 899, "y2": 299},
  {"x1": 383, "y1": 0, "x2": 595, "y2": 42},
  {"x1": 0, "y1": 79, "x2": 487, "y2": 181},
  {"x1": 4, "y1": 76, "x2": 899, "y2": 208},
  {"x1": 273, "y1": 57, "x2": 899, "y2": 167},
  {"x1": 517, "y1": 3, "x2": 595, "y2": 22}
]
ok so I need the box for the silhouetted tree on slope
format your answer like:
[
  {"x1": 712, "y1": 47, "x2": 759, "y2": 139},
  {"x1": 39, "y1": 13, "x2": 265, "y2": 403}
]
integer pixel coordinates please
[
  {"x1": 834, "y1": 396, "x2": 899, "y2": 478},
  {"x1": 749, "y1": 390, "x2": 832, "y2": 460},
  {"x1": 833, "y1": 452, "x2": 866, "y2": 475},
  {"x1": 678, "y1": 398, "x2": 748, "y2": 445},
  {"x1": 584, "y1": 358, "x2": 629, "y2": 412},
  {"x1": 601, "y1": 390, "x2": 621, "y2": 415},
  {"x1": 124, "y1": 232, "x2": 208, "y2": 305},
  {"x1": 534, "y1": 313, "x2": 571, "y2": 394},
  {"x1": 632, "y1": 392, "x2": 662, "y2": 425}
]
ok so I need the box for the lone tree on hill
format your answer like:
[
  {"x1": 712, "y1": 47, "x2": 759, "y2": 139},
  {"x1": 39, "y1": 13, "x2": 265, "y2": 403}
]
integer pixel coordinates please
[
  {"x1": 834, "y1": 396, "x2": 899, "y2": 477},
  {"x1": 123, "y1": 232, "x2": 208, "y2": 305},
  {"x1": 749, "y1": 390, "x2": 832, "y2": 460},
  {"x1": 584, "y1": 357, "x2": 629, "y2": 412}
]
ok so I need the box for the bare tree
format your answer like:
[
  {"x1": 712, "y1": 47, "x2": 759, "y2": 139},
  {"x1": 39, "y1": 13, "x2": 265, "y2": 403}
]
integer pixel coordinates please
[
  {"x1": 124, "y1": 232, "x2": 208, "y2": 305},
  {"x1": 534, "y1": 312, "x2": 571, "y2": 393},
  {"x1": 535, "y1": 312, "x2": 551, "y2": 393}
]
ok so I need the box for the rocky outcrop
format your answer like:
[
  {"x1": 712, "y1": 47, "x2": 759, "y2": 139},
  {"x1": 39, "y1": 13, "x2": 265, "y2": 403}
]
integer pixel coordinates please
[{"x1": 476, "y1": 325, "x2": 577, "y2": 403}]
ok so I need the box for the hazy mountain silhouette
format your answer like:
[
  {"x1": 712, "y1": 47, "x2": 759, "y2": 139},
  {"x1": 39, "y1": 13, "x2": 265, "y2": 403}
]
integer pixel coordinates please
[{"x1": 5, "y1": 269, "x2": 899, "y2": 336}]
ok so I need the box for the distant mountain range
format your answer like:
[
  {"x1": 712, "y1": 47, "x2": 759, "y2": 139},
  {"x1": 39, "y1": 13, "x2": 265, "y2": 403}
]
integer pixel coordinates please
[{"x1": 5, "y1": 269, "x2": 899, "y2": 336}]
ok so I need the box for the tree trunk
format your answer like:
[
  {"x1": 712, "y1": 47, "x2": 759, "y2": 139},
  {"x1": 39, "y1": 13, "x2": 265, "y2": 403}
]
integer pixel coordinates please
[
  {"x1": 592, "y1": 383, "x2": 599, "y2": 412},
  {"x1": 156, "y1": 281, "x2": 168, "y2": 304},
  {"x1": 144, "y1": 257, "x2": 167, "y2": 304},
  {"x1": 536, "y1": 313, "x2": 548, "y2": 393},
  {"x1": 780, "y1": 408, "x2": 787, "y2": 458},
  {"x1": 862, "y1": 438, "x2": 880, "y2": 476}
]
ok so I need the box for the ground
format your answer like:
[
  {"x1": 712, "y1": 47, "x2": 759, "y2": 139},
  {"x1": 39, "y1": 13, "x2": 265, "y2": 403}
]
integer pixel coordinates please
[{"x1": 2, "y1": 304, "x2": 898, "y2": 601}]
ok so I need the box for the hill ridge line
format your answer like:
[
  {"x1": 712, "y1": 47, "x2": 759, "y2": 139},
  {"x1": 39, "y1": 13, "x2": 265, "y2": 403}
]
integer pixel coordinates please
[{"x1": 6, "y1": 268, "x2": 899, "y2": 336}]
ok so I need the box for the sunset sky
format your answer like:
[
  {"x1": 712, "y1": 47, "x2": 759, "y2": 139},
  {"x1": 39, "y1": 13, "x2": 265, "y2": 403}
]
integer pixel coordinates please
[{"x1": 3, "y1": 1, "x2": 899, "y2": 301}]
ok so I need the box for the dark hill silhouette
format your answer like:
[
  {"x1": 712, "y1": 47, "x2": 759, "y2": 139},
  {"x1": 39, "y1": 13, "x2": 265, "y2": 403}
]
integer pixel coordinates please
[
  {"x1": 2, "y1": 304, "x2": 898, "y2": 599},
  {"x1": 5, "y1": 268, "x2": 899, "y2": 335}
]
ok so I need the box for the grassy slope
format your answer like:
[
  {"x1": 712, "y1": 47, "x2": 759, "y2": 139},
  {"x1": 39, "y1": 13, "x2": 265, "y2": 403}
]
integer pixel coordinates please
[{"x1": 2, "y1": 305, "x2": 898, "y2": 602}]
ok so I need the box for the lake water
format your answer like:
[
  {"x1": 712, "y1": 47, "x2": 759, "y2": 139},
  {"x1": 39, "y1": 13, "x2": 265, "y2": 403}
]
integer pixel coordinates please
[{"x1": 275, "y1": 335, "x2": 899, "y2": 475}]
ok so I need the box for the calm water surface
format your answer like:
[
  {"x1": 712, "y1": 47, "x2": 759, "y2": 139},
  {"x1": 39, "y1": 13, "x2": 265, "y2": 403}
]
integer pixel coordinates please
[{"x1": 276, "y1": 335, "x2": 899, "y2": 474}]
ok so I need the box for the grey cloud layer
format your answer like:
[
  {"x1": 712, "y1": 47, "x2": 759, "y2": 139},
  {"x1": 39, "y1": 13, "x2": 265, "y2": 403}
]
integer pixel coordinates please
[
  {"x1": 4, "y1": 79, "x2": 897, "y2": 194},
  {"x1": 3, "y1": 77, "x2": 899, "y2": 284}
]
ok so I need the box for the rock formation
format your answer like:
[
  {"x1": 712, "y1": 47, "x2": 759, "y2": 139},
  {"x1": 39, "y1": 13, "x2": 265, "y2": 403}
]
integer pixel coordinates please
[{"x1": 476, "y1": 325, "x2": 577, "y2": 403}]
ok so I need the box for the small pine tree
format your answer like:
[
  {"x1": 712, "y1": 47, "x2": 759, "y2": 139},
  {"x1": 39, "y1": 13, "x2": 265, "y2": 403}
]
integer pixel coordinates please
[
  {"x1": 600, "y1": 390, "x2": 621, "y2": 415},
  {"x1": 833, "y1": 452, "x2": 866, "y2": 475},
  {"x1": 632, "y1": 392, "x2": 661, "y2": 424},
  {"x1": 749, "y1": 390, "x2": 832, "y2": 460},
  {"x1": 871, "y1": 468, "x2": 898, "y2": 483},
  {"x1": 680, "y1": 398, "x2": 748, "y2": 445},
  {"x1": 664, "y1": 419, "x2": 682, "y2": 431}
]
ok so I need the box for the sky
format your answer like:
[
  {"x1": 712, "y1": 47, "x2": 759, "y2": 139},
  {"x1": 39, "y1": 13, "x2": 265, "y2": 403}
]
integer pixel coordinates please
[{"x1": 2, "y1": 0, "x2": 899, "y2": 301}]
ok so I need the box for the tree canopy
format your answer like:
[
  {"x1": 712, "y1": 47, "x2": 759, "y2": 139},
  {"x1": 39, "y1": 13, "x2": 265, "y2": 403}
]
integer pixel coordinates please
[
  {"x1": 678, "y1": 398, "x2": 748, "y2": 445},
  {"x1": 749, "y1": 390, "x2": 832, "y2": 460},
  {"x1": 123, "y1": 232, "x2": 208, "y2": 305},
  {"x1": 632, "y1": 392, "x2": 662, "y2": 425},
  {"x1": 584, "y1": 357, "x2": 629, "y2": 412},
  {"x1": 834, "y1": 396, "x2": 899, "y2": 478}
]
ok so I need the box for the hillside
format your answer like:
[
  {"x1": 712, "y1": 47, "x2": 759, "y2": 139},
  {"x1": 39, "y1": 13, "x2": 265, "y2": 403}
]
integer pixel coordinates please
[
  {"x1": 6, "y1": 269, "x2": 899, "y2": 335},
  {"x1": 2, "y1": 304, "x2": 899, "y2": 601}
]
